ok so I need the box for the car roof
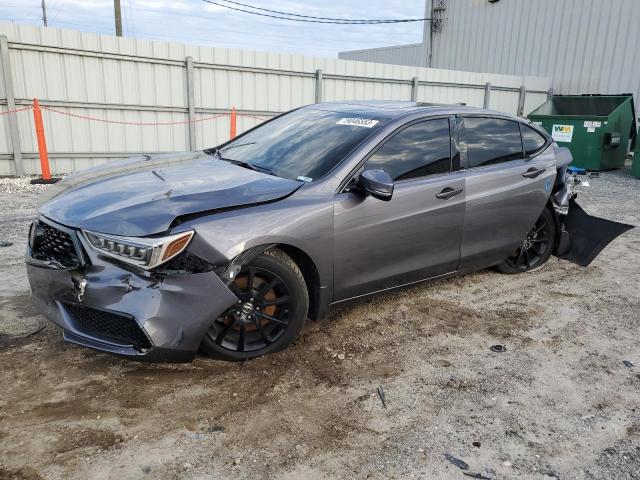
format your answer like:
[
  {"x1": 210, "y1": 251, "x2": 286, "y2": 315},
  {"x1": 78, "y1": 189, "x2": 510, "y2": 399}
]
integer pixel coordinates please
[{"x1": 307, "y1": 100, "x2": 521, "y2": 122}]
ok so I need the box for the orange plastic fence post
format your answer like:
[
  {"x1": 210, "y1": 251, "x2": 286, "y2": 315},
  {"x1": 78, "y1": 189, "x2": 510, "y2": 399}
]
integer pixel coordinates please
[
  {"x1": 32, "y1": 98, "x2": 51, "y2": 181},
  {"x1": 230, "y1": 106, "x2": 237, "y2": 139}
]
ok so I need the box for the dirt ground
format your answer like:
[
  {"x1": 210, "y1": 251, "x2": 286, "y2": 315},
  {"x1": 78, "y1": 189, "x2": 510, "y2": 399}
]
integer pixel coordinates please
[{"x1": 0, "y1": 168, "x2": 638, "y2": 480}]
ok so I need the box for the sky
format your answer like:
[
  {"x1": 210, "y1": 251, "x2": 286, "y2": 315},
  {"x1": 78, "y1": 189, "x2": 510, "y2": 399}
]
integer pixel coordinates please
[{"x1": 0, "y1": 0, "x2": 426, "y2": 57}]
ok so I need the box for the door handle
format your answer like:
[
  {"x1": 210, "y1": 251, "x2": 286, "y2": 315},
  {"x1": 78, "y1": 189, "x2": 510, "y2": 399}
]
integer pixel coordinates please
[
  {"x1": 435, "y1": 187, "x2": 464, "y2": 200},
  {"x1": 522, "y1": 167, "x2": 546, "y2": 179}
]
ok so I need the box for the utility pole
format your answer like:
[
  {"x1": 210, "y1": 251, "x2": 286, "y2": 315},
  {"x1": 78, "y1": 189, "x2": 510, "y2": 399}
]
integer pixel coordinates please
[
  {"x1": 41, "y1": 0, "x2": 48, "y2": 27},
  {"x1": 114, "y1": 0, "x2": 123, "y2": 37}
]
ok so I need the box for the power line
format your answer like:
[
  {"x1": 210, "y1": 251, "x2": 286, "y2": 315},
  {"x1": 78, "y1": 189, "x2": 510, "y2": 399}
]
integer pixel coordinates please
[
  {"x1": 202, "y1": 0, "x2": 430, "y2": 24},
  {"x1": 217, "y1": 0, "x2": 428, "y2": 23}
]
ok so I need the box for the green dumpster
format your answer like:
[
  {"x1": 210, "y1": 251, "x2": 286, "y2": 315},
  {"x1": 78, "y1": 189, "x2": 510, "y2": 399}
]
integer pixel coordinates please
[
  {"x1": 633, "y1": 127, "x2": 640, "y2": 178},
  {"x1": 528, "y1": 94, "x2": 637, "y2": 171}
]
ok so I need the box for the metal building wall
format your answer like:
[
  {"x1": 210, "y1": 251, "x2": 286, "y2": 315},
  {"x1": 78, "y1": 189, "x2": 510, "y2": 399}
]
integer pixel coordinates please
[
  {"x1": 338, "y1": 43, "x2": 426, "y2": 67},
  {"x1": 433, "y1": 0, "x2": 640, "y2": 103},
  {"x1": 341, "y1": 0, "x2": 640, "y2": 104},
  {"x1": 0, "y1": 23, "x2": 549, "y2": 176}
]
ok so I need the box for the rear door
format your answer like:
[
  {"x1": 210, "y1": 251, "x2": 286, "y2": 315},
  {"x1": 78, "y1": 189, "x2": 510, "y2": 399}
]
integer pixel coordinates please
[
  {"x1": 333, "y1": 117, "x2": 465, "y2": 301},
  {"x1": 459, "y1": 117, "x2": 557, "y2": 270}
]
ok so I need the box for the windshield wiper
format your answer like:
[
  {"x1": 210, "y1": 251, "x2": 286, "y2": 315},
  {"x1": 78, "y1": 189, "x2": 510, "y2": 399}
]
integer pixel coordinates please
[
  {"x1": 220, "y1": 156, "x2": 277, "y2": 177},
  {"x1": 209, "y1": 149, "x2": 278, "y2": 177}
]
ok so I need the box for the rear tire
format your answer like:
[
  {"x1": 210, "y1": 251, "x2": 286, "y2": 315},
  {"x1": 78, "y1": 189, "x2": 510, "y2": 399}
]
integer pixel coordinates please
[
  {"x1": 496, "y1": 207, "x2": 556, "y2": 274},
  {"x1": 200, "y1": 248, "x2": 308, "y2": 361}
]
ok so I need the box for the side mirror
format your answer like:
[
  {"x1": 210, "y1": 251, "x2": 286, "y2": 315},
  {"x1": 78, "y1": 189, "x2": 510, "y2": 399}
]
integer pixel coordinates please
[{"x1": 358, "y1": 169, "x2": 394, "y2": 201}]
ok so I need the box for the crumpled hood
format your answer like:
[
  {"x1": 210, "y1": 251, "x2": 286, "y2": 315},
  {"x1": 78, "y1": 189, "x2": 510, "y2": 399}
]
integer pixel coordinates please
[{"x1": 39, "y1": 152, "x2": 302, "y2": 236}]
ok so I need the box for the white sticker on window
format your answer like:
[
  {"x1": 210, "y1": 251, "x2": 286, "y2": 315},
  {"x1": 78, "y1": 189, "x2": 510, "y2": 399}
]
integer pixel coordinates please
[
  {"x1": 336, "y1": 118, "x2": 379, "y2": 128},
  {"x1": 551, "y1": 124, "x2": 574, "y2": 142}
]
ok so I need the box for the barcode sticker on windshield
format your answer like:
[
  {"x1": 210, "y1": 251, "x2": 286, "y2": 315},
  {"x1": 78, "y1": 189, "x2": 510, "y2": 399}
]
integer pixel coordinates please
[{"x1": 336, "y1": 118, "x2": 379, "y2": 128}]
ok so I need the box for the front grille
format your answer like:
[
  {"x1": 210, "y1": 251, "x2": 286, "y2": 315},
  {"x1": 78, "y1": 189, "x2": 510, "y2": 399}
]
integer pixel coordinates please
[
  {"x1": 31, "y1": 222, "x2": 80, "y2": 268},
  {"x1": 161, "y1": 252, "x2": 216, "y2": 273},
  {"x1": 65, "y1": 304, "x2": 152, "y2": 350}
]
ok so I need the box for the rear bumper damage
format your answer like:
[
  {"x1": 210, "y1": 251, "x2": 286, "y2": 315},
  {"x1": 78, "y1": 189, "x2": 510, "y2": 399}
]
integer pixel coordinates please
[
  {"x1": 555, "y1": 198, "x2": 634, "y2": 267},
  {"x1": 26, "y1": 220, "x2": 238, "y2": 362},
  {"x1": 551, "y1": 167, "x2": 634, "y2": 266}
]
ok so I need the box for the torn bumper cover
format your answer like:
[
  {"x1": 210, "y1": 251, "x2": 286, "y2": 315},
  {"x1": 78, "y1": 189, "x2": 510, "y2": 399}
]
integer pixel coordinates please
[
  {"x1": 556, "y1": 198, "x2": 634, "y2": 267},
  {"x1": 26, "y1": 218, "x2": 238, "y2": 362}
]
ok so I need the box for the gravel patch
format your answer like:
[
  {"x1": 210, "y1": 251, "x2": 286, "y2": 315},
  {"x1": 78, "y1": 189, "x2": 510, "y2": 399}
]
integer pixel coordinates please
[{"x1": 0, "y1": 176, "x2": 51, "y2": 195}]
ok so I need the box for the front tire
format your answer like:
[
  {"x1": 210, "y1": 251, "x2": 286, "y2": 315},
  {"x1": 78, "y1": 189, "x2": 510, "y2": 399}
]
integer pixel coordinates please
[
  {"x1": 496, "y1": 207, "x2": 556, "y2": 274},
  {"x1": 200, "y1": 248, "x2": 308, "y2": 361}
]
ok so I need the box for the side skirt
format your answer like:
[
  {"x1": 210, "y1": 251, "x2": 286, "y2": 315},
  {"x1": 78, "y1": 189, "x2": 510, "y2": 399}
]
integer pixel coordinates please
[{"x1": 329, "y1": 270, "x2": 460, "y2": 308}]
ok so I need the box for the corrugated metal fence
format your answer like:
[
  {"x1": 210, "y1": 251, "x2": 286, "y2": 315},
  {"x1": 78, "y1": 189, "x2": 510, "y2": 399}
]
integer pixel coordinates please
[{"x1": 0, "y1": 23, "x2": 551, "y2": 176}]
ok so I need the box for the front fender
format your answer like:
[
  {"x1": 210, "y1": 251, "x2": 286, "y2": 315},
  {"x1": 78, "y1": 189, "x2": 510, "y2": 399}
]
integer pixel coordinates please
[{"x1": 178, "y1": 194, "x2": 334, "y2": 293}]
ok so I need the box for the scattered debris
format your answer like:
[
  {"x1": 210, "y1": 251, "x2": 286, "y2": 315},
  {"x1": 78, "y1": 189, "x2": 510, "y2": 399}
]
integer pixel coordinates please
[
  {"x1": 490, "y1": 345, "x2": 507, "y2": 353},
  {"x1": 472, "y1": 441, "x2": 481, "y2": 448},
  {"x1": 0, "y1": 240, "x2": 12, "y2": 247},
  {"x1": 463, "y1": 472, "x2": 493, "y2": 480},
  {"x1": 337, "y1": 353, "x2": 346, "y2": 360},
  {"x1": 502, "y1": 461, "x2": 512, "y2": 467},
  {"x1": 444, "y1": 453, "x2": 469, "y2": 470},
  {"x1": 377, "y1": 385, "x2": 387, "y2": 409},
  {"x1": 623, "y1": 360, "x2": 635, "y2": 368},
  {"x1": 201, "y1": 425, "x2": 225, "y2": 433}
]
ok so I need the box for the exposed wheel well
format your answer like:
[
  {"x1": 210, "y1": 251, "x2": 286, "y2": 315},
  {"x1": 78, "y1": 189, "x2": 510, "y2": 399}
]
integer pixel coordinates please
[{"x1": 272, "y1": 244, "x2": 322, "y2": 321}]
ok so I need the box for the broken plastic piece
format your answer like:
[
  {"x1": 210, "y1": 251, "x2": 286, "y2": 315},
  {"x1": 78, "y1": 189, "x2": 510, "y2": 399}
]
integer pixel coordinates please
[
  {"x1": 490, "y1": 345, "x2": 507, "y2": 353},
  {"x1": 377, "y1": 385, "x2": 386, "y2": 408},
  {"x1": 444, "y1": 453, "x2": 469, "y2": 470},
  {"x1": 623, "y1": 360, "x2": 635, "y2": 368},
  {"x1": 463, "y1": 472, "x2": 493, "y2": 479}
]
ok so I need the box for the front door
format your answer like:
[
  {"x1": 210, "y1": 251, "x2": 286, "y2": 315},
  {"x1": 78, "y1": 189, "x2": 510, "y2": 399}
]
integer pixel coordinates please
[{"x1": 333, "y1": 118, "x2": 465, "y2": 301}]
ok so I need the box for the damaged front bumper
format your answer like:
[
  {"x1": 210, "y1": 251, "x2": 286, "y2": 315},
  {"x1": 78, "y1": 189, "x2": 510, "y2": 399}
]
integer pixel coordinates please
[{"x1": 26, "y1": 217, "x2": 238, "y2": 362}]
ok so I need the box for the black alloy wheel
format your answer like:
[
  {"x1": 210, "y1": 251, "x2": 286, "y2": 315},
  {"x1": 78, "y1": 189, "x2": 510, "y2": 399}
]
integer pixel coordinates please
[
  {"x1": 201, "y1": 249, "x2": 308, "y2": 361},
  {"x1": 497, "y1": 208, "x2": 556, "y2": 274}
]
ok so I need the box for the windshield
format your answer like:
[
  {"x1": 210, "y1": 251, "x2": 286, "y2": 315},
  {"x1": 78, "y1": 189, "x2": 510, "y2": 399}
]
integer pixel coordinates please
[{"x1": 217, "y1": 108, "x2": 385, "y2": 181}]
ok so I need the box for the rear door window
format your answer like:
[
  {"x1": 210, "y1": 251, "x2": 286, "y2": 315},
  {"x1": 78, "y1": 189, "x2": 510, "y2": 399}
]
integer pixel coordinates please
[
  {"x1": 520, "y1": 124, "x2": 548, "y2": 156},
  {"x1": 462, "y1": 117, "x2": 524, "y2": 168},
  {"x1": 365, "y1": 118, "x2": 451, "y2": 181}
]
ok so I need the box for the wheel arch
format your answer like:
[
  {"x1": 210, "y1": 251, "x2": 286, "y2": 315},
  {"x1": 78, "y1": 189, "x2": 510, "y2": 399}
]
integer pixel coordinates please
[
  {"x1": 227, "y1": 243, "x2": 327, "y2": 322},
  {"x1": 272, "y1": 244, "x2": 325, "y2": 322}
]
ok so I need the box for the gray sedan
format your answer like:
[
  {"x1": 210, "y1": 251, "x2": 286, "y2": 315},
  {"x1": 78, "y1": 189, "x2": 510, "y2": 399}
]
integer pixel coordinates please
[{"x1": 26, "y1": 101, "x2": 632, "y2": 361}]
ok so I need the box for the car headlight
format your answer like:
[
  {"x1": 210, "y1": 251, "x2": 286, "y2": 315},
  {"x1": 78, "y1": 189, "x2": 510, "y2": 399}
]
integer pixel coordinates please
[{"x1": 81, "y1": 230, "x2": 194, "y2": 270}]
